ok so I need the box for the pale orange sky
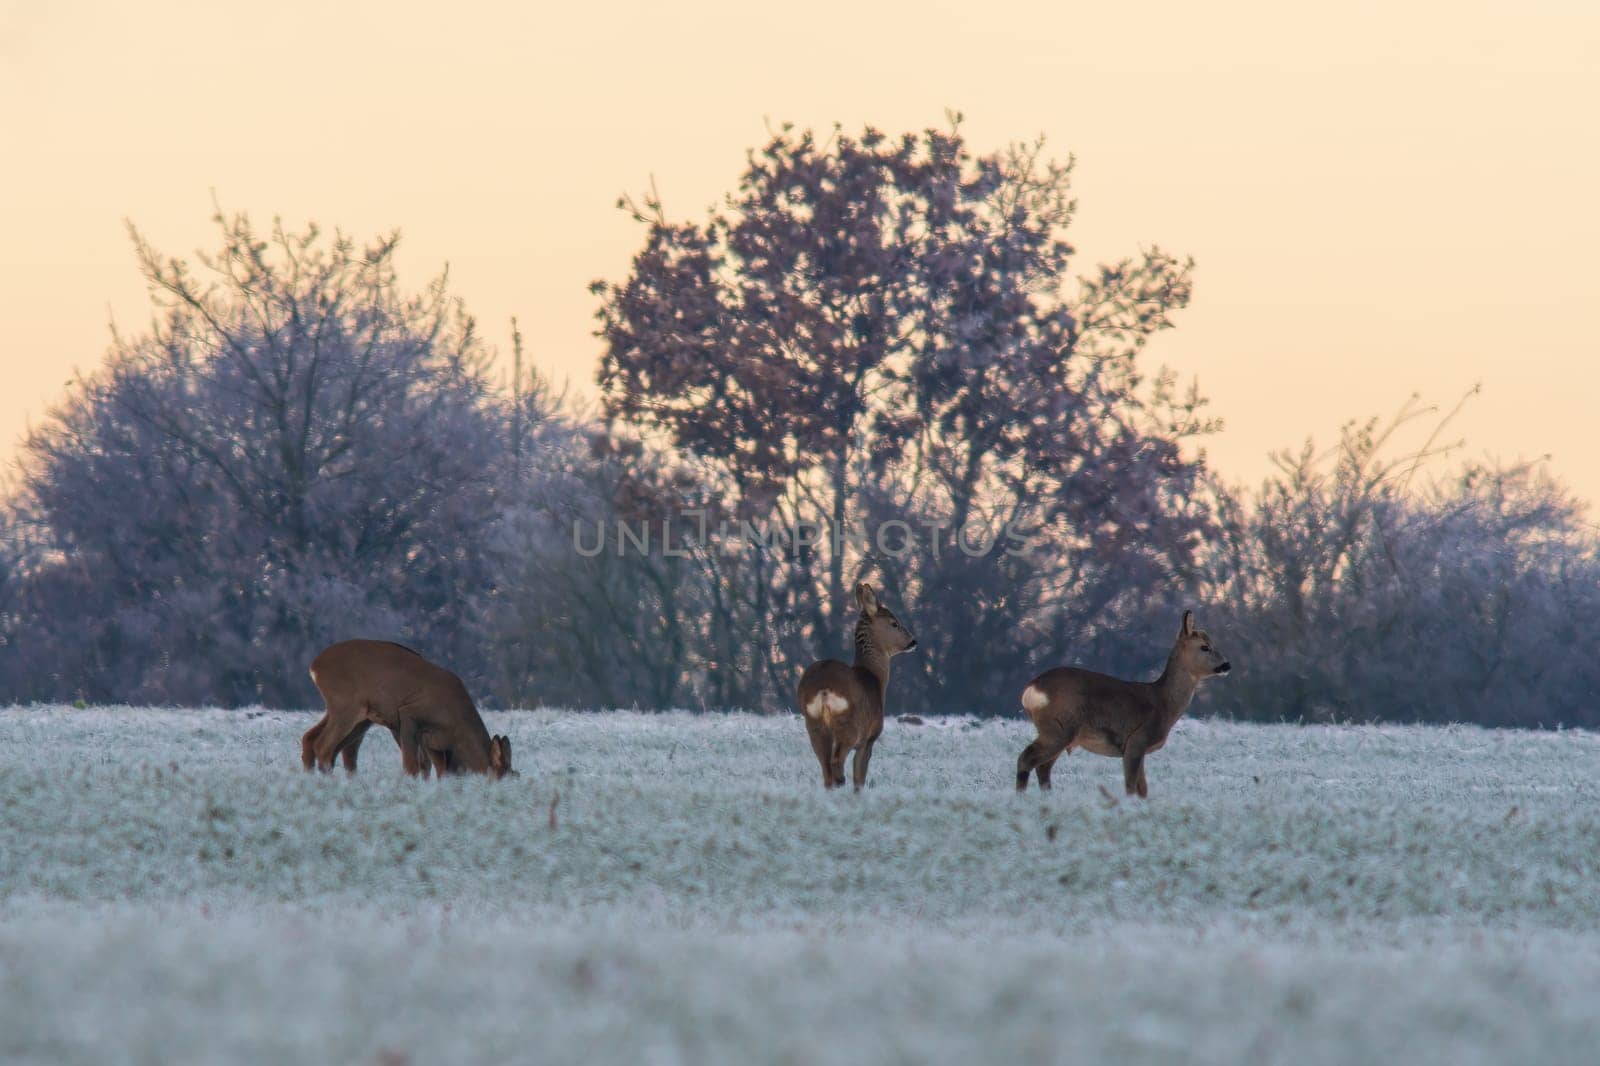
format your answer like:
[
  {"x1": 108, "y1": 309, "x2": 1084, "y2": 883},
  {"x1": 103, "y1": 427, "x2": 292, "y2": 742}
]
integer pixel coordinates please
[{"x1": 2, "y1": 1, "x2": 1597, "y2": 501}]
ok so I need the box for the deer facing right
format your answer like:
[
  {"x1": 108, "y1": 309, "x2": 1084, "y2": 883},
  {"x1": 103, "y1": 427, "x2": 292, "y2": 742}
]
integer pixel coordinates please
[
  {"x1": 1015, "y1": 610, "x2": 1230, "y2": 798},
  {"x1": 302, "y1": 640, "x2": 513, "y2": 779}
]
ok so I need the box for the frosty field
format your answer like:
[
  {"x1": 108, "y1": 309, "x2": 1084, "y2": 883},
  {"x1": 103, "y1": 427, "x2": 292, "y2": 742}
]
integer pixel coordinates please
[{"x1": 2, "y1": 707, "x2": 1598, "y2": 1065}]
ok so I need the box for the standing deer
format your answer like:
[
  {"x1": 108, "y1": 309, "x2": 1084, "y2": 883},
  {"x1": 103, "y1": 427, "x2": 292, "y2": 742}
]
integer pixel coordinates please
[
  {"x1": 302, "y1": 640, "x2": 513, "y2": 779},
  {"x1": 797, "y1": 582, "x2": 918, "y2": 791},
  {"x1": 1015, "y1": 610, "x2": 1230, "y2": 797}
]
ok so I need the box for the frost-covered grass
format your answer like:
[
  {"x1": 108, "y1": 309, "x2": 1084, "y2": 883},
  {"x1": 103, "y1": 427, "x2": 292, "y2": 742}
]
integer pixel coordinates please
[{"x1": 2, "y1": 707, "x2": 1598, "y2": 1065}]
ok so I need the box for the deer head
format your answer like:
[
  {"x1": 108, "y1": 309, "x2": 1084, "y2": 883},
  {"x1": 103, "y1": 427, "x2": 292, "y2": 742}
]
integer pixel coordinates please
[
  {"x1": 1171, "y1": 609, "x2": 1231, "y2": 681},
  {"x1": 855, "y1": 581, "x2": 917, "y2": 656},
  {"x1": 489, "y1": 735, "x2": 516, "y2": 779}
]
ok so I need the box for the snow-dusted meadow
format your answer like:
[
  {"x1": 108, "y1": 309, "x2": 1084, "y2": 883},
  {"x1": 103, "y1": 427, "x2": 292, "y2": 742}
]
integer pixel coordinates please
[{"x1": 2, "y1": 706, "x2": 1598, "y2": 1065}]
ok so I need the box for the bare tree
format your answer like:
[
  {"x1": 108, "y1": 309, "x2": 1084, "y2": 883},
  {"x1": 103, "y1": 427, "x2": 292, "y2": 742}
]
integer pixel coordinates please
[
  {"x1": 5, "y1": 210, "x2": 508, "y2": 706},
  {"x1": 1203, "y1": 394, "x2": 1600, "y2": 728},
  {"x1": 593, "y1": 119, "x2": 1217, "y2": 712}
]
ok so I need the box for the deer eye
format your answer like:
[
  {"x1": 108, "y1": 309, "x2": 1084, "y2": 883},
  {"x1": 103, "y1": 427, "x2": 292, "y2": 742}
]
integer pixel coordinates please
[{"x1": 1201, "y1": 644, "x2": 1211, "y2": 652}]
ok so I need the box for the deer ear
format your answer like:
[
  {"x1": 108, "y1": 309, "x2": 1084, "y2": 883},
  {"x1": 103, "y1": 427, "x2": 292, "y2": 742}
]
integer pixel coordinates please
[
  {"x1": 1180, "y1": 610, "x2": 1195, "y2": 638},
  {"x1": 854, "y1": 582, "x2": 879, "y2": 613}
]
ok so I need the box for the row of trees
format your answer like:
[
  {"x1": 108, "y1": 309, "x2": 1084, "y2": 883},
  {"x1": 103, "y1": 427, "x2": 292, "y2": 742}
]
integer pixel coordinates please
[
  {"x1": 2, "y1": 119, "x2": 1595, "y2": 725},
  {"x1": 1204, "y1": 401, "x2": 1600, "y2": 726}
]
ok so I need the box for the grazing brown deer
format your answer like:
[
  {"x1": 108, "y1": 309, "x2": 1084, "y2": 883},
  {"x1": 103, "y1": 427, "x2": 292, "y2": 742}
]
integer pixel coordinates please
[
  {"x1": 797, "y1": 582, "x2": 917, "y2": 791},
  {"x1": 302, "y1": 640, "x2": 513, "y2": 779},
  {"x1": 1015, "y1": 610, "x2": 1229, "y2": 797}
]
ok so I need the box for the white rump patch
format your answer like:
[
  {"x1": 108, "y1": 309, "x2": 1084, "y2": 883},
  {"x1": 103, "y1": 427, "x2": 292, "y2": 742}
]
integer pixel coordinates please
[
  {"x1": 308, "y1": 668, "x2": 318, "y2": 685},
  {"x1": 1021, "y1": 685, "x2": 1049, "y2": 715},
  {"x1": 805, "y1": 690, "x2": 849, "y2": 719}
]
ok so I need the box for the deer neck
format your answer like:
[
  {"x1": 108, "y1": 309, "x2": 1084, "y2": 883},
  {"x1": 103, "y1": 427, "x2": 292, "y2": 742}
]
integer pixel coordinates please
[
  {"x1": 459, "y1": 726, "x2": 494, "y2": 767},
  {"x1": 1152, "y1": 651, "x2": 1200, "y2": 727},
  {"x1": 445, "y1": 706, "x2": 495, "y2": 770},
  {"x1": 852, "y1": 618, "x2": 891, "y2": 698}
]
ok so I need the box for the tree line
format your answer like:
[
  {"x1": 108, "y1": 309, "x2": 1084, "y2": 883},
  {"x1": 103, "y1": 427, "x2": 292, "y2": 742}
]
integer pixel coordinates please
[{"x1": 3, "y1": 119, "x2": 1595, "y2": 727}]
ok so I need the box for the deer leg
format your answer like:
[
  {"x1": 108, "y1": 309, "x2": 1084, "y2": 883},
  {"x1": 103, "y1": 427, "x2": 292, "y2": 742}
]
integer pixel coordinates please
[
  {"x1": 1016, "y1": 739, "x2": 1049, "y2": 792},
  {"x1": 378, "y1": 723, "x2": 434, "y2": 777},
  {"x1": 1123, "y1": 734, "x2": 1150, "y2": 798},
  {"x1": 334, "y1": 720, "x2": 373, "y2": 773},
  {"x1": 851, "y1": 734, "x2": 879, "y2": 792},
  {"x1": 1035, "y1": 746, "x2": 1066, "y2": 791},
  {"x1": 301, "y1": 716, "x2": 328, "y2": 771},
  {"x1": 403, "y1": 728, "x2": 432, "y2": 779},
  {"x1": 804, "y1": 719, "x2": 835, "y2": 789},
  {"x1": 395, "y1": 718, "x2": 425, "y2": 777},
  {"x1": 311, "y1": 708, "x2": 364, "y2": 771},
  {"x1": 829, "y1": 744, "x2": 848, "y2": 790},
  {"x1": 424, "y1": 745, "x2": 448, "y2": 778}
]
